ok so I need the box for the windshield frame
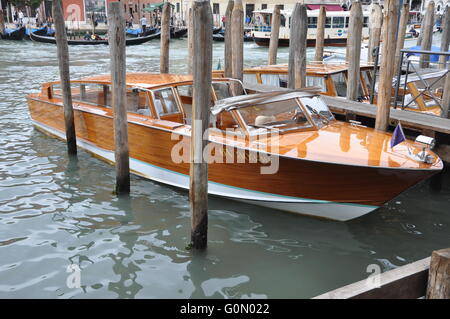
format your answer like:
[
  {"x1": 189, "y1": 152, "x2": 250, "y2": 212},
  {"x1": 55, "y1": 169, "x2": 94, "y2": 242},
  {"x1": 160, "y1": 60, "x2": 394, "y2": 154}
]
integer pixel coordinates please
[{"x1": 232, "y1": 97, "x2": 320, "y2": 136}]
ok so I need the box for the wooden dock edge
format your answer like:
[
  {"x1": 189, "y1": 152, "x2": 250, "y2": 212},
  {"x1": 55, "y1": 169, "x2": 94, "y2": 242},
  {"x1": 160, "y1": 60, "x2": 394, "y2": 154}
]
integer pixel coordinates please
[{"x1": 313, "y1": 257, "x2": 430, "y2": 299}]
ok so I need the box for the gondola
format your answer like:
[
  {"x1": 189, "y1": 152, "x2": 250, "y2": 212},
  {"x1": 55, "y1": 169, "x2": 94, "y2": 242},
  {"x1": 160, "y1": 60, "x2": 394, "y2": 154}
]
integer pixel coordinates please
[
  {"x1": 170, "y1": 27, "x2": 188, "y2": 38},
  {"x1": 126, "y1": 27, "x2": 158, "y2": 38},
  {"x1": 212, "y1": 26, "x2": 222, "y2": 34},
  {"x1": 25, "y1": 27, "x2": 48, "y2": 40},
  {"x1": 212, "y1": 33, "x2": 253, "y2": 42},
  {"x1": 30, "y1": 30, "x2": 160, "y2": 46},
  {"x1": 0, "y1": 27, "x2": 26, "y2": 40}
]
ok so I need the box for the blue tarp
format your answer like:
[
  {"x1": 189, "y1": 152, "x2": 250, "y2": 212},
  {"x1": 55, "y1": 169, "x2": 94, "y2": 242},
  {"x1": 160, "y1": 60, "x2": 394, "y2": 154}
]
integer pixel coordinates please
[{"x1": 406, "y1": 45, "x2": 449, "y2": 62}]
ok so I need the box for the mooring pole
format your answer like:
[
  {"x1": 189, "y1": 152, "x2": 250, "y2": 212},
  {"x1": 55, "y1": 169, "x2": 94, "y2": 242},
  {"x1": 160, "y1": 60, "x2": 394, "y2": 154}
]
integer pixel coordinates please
[
  {"x1": 426, "y1": 248, "x2": 450, "y2": 299},
  {"x1": 375, "y1": 0, "x2": 399, "y2": 131},
  {"x1": 160, "y1": 2, "x2": 170, "y2": 73},
  {"x1": 187, "y1": 6, "x2": 194, "y2": 74},
  {"x1": 288, "y1": 3, "x2": 307, "y2": 89},
  {"x1": 367, "y1": 3, "x2": 382, "y2": 64},
  {"x1": 346, "y1": 1, "x2": 363, "y2": 101},
  {"x1": 394, "y1": 3, "x2": 410, "y2": 74},
  {"x1": 108, "y1": 2, "x2": 130, "y2": 195},
  {"x1": 190, "y1": 0, "x2": 212, "y2": 250},
  {"x1": 0, "y1": 9, "x2": 5, "y2": 35},
  {"x1": 314, "y1": 5, "x2": 326, "y2": 63},
  {"x1": 53, "y1": 0, "x2": 77, "y2": 155},
  {"x1": 268, "y1": 4, "x2": 281, "y2": 65},
  {"x1": 420, "y1": 1, "x2": 435, "y2": 69},
  {"x1": 439, "y1": 6, "x2": 450, "y2": 69},
  {"x1": 231, "y1": 0, "x2": 243, "y2": 94},
  {"x1": 224, "y1": 0, "x2": 234, "y2": 77}
]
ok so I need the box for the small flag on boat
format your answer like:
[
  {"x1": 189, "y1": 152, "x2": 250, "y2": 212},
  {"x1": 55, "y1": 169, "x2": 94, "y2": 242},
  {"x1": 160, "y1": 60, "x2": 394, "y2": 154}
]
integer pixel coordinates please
[{"x1": 390, "y1": 122, "x2": 406, "y2": 148}]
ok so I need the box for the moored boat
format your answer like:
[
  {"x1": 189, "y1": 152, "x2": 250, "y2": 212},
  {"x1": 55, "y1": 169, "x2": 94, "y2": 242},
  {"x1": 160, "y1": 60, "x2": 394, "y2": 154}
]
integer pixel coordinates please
[
  {"x1": 251, "y1": 9, "x2": 370, "y2": 47},
  {"x1": 0, "y1": 26, "x2": 26, "y2": 40},
  {"x1": 29, "y1": 30, "x2": 160, "y2": 46},
  {"x1": 27, "y1": 73, "x2": 443, "y2": 221},
  {"x1": 212, "y1": 33, "x2": 254, "y2": 42}
]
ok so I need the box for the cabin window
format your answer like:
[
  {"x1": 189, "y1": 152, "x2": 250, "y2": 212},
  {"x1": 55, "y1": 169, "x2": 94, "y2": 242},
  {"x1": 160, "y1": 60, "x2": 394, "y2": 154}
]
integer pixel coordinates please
[
  {"x1": 176, "y1": 85, "x2": 193, "y2": 124},
  {"x1": 345, "y1": 17, "x2": 349, "y2": 28},
  {"x1": 363, "y1": 17, "x2": 369, "y2": 28},
  {"x1": 237, "y1": 99, "x2": 312, "y2": 132},
  {"x1": 280, "y1": 15, "x2": 286, "y2": 27},
  {"x1": 298, "y1": 96, "x2": 334, "y2": 129},
  {"x1": 261, "y1": 73, "x2": 282, "y2": 87},
  {"x1": 213, "y1": 82, "x2": 233, "y2": 100},
  {"x1": 325, "y1": 17, "x2": 332, "y2": 29},
  {"x1": 306, "y1": 76, "x2": 326, "y2": 92},
  {"x1": 261, "y1": 4, "x2": 267, "y2": 10},
  {"x1": 308, "y1": 17, "x2": 317, "y2": 28},
  {"x1": 243, "y1": 73, "x2": 258, "y2": 84},
  {"x1": 69, "y1": 83, "x2": 111, "y2": 107},
  {"x1": 331, "y1": 73, "x2": 347, "y2": 97},
  {"x1": 127, "y1": 88, "x2": 151, "y2": 115},
  {"x1": 332, "y1": 17, "x2": 344, "y2": 29},
  {"x1": 152, "y1": 88, "x2": 180, "y2": 117}
]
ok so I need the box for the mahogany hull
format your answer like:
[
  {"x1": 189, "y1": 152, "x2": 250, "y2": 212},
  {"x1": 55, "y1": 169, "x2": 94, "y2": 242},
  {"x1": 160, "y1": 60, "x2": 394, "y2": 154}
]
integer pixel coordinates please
[{"x1": 27, "y1": 97, "x2": 439, "y2": 220}]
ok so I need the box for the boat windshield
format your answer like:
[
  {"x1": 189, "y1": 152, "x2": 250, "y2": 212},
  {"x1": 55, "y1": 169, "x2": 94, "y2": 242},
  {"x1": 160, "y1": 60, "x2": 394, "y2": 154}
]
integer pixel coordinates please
[
  {"x1": 237, "y1": 98, "x2": 313, "y2": 132},
  {"x1": 298, "y1": 96, "x2": 335, "y2": 129}
]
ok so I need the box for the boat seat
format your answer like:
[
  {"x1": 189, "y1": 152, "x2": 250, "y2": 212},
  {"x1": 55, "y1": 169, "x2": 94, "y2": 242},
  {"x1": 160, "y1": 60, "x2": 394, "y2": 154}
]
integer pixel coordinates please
[{"x1": 255, "y1": 115, "x2": 276, "y2": 126}]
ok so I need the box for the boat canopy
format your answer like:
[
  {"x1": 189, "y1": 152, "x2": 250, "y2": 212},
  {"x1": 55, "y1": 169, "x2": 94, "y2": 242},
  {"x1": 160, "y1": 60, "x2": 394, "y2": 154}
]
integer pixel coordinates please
[{"x1": 211, "y1": 90, "x2": 320, "y2": 116}]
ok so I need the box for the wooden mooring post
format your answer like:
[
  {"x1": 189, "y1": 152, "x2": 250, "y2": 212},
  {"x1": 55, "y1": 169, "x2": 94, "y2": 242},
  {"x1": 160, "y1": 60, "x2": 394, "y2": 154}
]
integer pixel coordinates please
[
  {"x1": 394, "y1": 3, "x2": 410, "y2": 75},
  {"x1": 0, "y1": 9, "x2": 5, "y2": 35},
  {"x1": 367, "y1": 3, "x2": 382, "y2": 64},
  {"x1": 224, "y1": 0, "x2": 234, "y2": 77},
  {"x1": 187, "y1": 7, "x2": 194, "y2": 74},
  {"x1": 420, "y1": 1, "x2": 435, "y2": 69},
  {"x1": 53, "y1": 0, "x2": 77, "y2": 155},
  {"x1": 439, "y1": 6, "x2": 450, "y2": 69},
  {"x1": 268, "y1": 5, "x2": 281, "y2": 65},
  {"x1": 160, "y1": 2, "x2": 170, "y2": 74},
  {"x1": 190, "y1": 0, "x2": 212, "y2": 249},
  {"x1": 288, "y1": 4, "x2": 307, "y2": 89},
  {"x1": 375, "y1": 0, "x2": 399, "y2": 131},
  {"x1": 108, "y1": 2, "x2": 130, "y2": 195},
  {"x1": 231, "y1": 0, "x2": 243, "y2": 94},
  {"x1": 427, "y1": 248, "x2": 450, "y2": 298},
  {"x1": 313, "y1": 6, "x2": 326, "y2": 63},
  {"x1": 346, "y1": 1, "x2": 363, "y2": 102},
  {"x1": 314, "y1": 248, "x2": 450, "y2": 299}
]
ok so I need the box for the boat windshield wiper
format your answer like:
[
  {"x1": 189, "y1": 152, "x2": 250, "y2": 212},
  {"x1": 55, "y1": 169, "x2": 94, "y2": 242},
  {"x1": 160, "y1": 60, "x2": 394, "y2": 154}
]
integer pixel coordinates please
[{"x1": 305, "y1": 105, "x2": 330, "y2": 125}]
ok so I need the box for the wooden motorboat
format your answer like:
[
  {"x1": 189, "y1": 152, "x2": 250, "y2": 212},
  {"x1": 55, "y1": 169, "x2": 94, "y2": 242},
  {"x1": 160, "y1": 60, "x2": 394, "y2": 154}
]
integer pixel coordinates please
[
  {"x1": 27, "y1": 73, "x2": 443, "y2": 221},
  {"x1": 29, "y1": 30, "x2": 160, "y2": 46},
  {"x1": 0, "y1": 26, "x2": 26, "y2": 40},
  {"x1": 213, "y1": 63, "x2": 374, "y2": 103}
]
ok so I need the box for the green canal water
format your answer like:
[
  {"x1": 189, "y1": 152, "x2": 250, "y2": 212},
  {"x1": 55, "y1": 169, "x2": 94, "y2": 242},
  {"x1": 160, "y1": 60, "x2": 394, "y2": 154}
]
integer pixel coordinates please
[{"x1": 0, "y1": 38, "x2": 449, "y2": 299}]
